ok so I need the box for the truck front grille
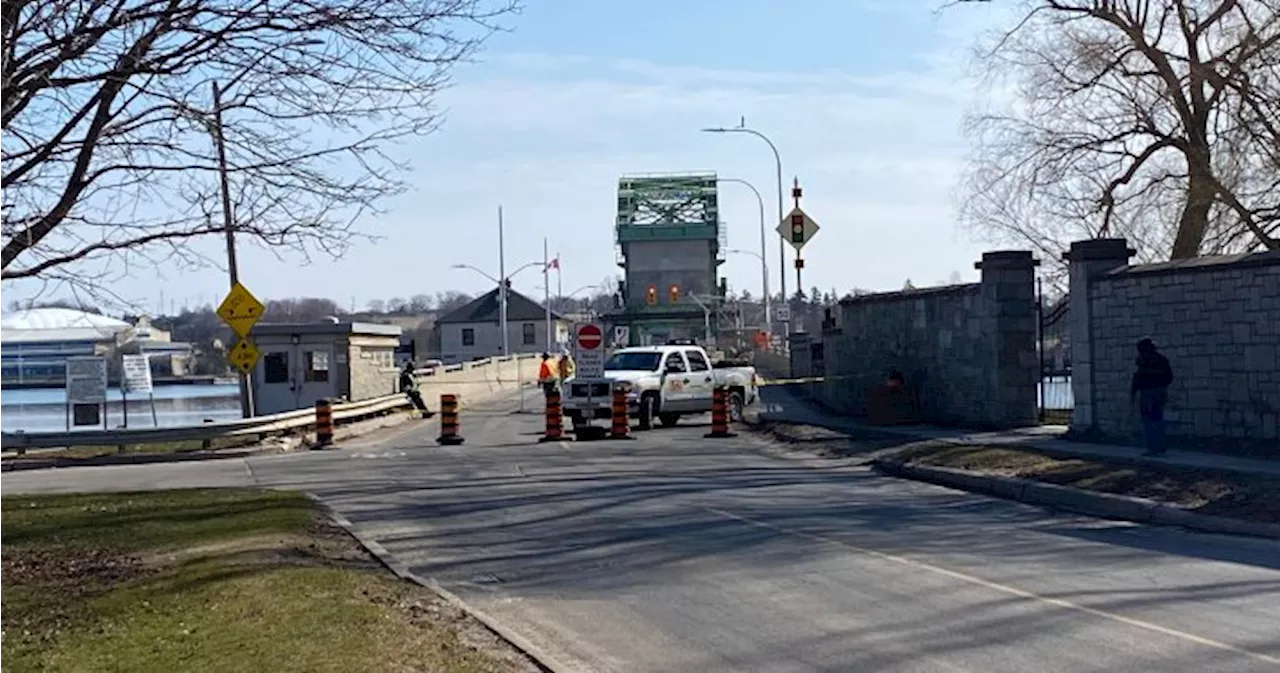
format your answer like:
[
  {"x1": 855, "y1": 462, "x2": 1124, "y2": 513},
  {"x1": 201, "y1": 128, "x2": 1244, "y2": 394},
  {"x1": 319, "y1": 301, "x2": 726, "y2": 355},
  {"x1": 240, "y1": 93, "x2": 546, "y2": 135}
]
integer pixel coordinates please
[{"x1": 571, "y1": 383, "x2": 612, "y2": 397}]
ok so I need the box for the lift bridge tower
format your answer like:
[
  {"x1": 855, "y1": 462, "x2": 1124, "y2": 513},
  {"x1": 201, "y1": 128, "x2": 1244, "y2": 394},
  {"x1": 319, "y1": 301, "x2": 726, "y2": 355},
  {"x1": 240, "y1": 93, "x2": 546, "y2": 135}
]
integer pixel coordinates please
[{"x1": 610, "y1": 172, "x2": 731, "y2": 346}]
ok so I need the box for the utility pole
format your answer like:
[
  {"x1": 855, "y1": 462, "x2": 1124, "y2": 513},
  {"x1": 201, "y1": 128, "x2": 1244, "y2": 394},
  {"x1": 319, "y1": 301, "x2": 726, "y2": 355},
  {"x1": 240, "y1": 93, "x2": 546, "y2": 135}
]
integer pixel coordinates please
[
  {"x1": 212, "y1": 81, "x2": 254, "y2": 418},
  {"x1": 498, "y1": 206, "x2": 509, "y2": 356},
  {"x1": 793, "y1": 177, "x2": 804, "y2": 310},
  {"x1": 543, "y1": 238, "x2": 552, "y2": 349}
]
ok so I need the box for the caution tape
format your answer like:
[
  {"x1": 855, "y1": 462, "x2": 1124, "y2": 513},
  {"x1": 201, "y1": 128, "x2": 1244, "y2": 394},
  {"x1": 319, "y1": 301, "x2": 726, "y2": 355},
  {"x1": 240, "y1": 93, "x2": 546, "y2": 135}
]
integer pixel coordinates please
[{"x1": 756, "y1": 374, "x2": 857, "y2": 387}]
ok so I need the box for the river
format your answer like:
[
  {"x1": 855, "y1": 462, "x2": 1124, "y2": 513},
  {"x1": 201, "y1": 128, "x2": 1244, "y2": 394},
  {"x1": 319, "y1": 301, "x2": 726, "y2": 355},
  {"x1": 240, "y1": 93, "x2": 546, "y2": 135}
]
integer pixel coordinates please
[{"x1": 1, "y1": 384, "x2": 241, "y2": 433}]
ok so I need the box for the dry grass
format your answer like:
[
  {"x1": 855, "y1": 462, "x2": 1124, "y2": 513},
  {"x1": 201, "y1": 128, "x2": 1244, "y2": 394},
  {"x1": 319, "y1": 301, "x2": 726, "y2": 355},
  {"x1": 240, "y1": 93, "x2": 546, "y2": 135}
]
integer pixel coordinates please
[
  {"x1": 1, "y1": 489, "x2": 540, "y2": 673},
  {"x1": 894, "y1": 444, "x2": 1280, "y2": 524}
]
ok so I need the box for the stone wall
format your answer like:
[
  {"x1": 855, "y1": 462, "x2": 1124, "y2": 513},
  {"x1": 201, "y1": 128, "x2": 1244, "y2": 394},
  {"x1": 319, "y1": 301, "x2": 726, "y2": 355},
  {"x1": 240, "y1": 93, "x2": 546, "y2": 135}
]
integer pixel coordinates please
[
  {"x1": 814, "y1": 251, "x2": 1040, "y2": 429},
  {"x1": 1067, "y1": 240, "x2": 1280, "y2": 447}
]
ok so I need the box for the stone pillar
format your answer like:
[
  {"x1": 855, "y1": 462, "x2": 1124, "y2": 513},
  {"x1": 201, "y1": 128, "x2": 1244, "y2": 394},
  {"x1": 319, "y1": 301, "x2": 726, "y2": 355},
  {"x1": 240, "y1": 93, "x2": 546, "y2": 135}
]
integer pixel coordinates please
[
  {"x1": 1064, "y1": 239, "x2": 1135, "y2": 434},
  {"x1": 976, "y1": 250, "x2": 1040, "y2": 428}
]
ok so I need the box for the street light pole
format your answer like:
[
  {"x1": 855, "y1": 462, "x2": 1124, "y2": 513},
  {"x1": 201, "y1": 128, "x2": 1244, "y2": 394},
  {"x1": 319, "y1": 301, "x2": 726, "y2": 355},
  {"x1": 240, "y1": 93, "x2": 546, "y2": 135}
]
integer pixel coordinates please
[
  {"x1": 498, "y1": 206, "x2": 508, "y2": 356},
  {"x1": 543, "y1": 238, "x2": 552, "y2": 349},
  {"x1": 717, "y1": 178, "x2": 770, "y2": 336},
  {"x1": 701, "y1": 122, "x2": 788, "y2": 338},
  {"x1": 211, "y1": 81, "x2": 254, "y2": 418}
]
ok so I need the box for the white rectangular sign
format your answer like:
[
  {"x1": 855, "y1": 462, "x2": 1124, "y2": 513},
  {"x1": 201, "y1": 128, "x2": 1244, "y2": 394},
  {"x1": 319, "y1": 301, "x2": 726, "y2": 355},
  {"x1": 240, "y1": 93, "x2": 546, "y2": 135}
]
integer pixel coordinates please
[
  {"x1": 573, "y1": 322, "x2": 606, "y2": 379},
  {"x1": 121, "y1": 354, "x2": 153, "y2": 394},
  {"x1": 65, "y1": 356, "x2": 108, "y2": 404},
  {"x1": 774, "y1": 305, "x2": 792, "y2": 323},
  {"x1": 613, "y1": 325, "x2": 630, "y2": 346}
]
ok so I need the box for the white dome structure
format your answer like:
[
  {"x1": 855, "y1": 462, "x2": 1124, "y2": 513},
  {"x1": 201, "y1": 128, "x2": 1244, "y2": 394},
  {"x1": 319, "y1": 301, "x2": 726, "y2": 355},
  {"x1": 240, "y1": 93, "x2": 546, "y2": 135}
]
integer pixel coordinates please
[{"x1": 1, "y1": 307, "x2": 130, "y2": 344}]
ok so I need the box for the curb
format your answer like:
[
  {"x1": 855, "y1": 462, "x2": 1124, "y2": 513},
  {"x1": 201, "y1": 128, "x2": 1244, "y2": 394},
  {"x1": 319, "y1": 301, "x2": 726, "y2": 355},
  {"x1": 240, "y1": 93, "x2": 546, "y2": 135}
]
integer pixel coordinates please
[
  {"x1": 872, "y1": 459, "x2": 1280, "y2": 541},
  {"x1": 305, "y1": 494, "x2": 567, "y2": 673}
]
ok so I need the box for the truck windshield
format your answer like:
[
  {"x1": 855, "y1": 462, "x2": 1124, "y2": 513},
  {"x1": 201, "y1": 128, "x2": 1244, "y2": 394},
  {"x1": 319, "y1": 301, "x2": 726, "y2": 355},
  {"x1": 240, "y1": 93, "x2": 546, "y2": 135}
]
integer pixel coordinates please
[{"x1": 605, "y1": 352, "x2": 662, "y2": 371}]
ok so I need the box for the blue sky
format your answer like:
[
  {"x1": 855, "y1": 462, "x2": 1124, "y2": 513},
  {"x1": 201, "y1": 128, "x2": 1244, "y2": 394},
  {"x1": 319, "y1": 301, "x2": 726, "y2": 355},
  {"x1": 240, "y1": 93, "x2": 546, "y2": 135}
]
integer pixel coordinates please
[{"x1": 6, "y1": 0, "x2": 1019, "y2": 314}]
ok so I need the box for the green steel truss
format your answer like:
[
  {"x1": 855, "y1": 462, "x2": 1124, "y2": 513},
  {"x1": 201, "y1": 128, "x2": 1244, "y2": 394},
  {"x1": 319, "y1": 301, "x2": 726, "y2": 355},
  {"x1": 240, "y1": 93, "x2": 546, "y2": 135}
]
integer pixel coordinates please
[{"x1": 616, "y1": 172, "x2": 719, "y2": 230}]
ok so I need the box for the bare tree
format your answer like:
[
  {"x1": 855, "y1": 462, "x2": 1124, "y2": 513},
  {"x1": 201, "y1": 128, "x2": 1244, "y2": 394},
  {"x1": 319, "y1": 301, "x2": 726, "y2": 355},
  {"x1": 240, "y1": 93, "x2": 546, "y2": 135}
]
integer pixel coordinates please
[
  {"x1": 365, "y1": 298, "x2": 386, "y2": 314},
  {"x1": 961, "y1": 0, "x2": 1280, "y2": 261},
  {"x1": 2, "y1": 0, "x2": 518, "y2": 288}
]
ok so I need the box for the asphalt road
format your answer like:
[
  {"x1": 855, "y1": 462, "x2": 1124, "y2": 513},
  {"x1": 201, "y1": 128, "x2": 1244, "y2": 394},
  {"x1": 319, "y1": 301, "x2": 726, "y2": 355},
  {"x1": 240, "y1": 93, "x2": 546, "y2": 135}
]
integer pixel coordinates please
[{"x1": 6, "y1": 391, "x2": 1279, "y2": 672}]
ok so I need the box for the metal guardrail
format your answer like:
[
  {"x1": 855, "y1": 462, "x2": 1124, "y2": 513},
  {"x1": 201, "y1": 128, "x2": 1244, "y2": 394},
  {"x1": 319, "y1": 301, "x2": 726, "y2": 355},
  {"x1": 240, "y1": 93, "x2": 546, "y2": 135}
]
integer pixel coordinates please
[
  {"x1": 3, "y1": 353, "x2": 540, "y2": 453},
  {"x1": 2, "y1": 392, "x2": 408, "y2": 451}
]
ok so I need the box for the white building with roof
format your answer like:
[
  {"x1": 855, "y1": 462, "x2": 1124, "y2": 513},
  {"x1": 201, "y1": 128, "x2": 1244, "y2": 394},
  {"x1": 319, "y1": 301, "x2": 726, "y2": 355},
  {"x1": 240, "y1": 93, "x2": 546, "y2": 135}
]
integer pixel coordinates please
[{"x1": 0, "y1": 308, "x2": 192, "y2": 385}]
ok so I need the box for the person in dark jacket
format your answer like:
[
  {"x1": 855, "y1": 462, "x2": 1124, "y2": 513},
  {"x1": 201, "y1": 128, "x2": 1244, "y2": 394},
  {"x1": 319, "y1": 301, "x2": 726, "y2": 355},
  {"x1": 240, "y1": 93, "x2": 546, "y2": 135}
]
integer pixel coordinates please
[
  {"x1": 1130, "y1": 338, "x2": 1173, "y2": 455},
  {"x1": 400, "y1": 361, "x2": 432, "y2": 418}
]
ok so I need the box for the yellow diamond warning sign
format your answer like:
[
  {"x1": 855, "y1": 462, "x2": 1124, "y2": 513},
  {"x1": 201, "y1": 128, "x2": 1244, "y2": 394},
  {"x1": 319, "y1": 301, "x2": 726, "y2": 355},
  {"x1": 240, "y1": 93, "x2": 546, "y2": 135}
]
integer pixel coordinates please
[
  {"x1": 227, "y1": 338, "x2": 260, "y2": 374},
  {"x1": 217, "y1": 282, "x2": 265, "y2": 338}
]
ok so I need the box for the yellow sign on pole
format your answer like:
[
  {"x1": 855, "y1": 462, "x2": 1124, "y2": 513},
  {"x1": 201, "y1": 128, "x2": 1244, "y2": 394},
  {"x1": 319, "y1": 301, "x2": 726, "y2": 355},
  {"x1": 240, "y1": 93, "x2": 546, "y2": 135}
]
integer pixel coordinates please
[
  {"x1": 227, "y1": 338, "x2": 261, "y2": 374},
  {"x1": 216, "y1": 282, "x2": 265, "y2": 338}
]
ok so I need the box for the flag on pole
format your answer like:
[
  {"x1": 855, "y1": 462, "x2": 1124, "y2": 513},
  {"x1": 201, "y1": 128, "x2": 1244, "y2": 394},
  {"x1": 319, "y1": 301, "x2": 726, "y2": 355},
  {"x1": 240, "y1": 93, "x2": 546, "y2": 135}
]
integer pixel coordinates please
[{"x1": 545, "y1": 257, "x2": 560, "y2": 271}]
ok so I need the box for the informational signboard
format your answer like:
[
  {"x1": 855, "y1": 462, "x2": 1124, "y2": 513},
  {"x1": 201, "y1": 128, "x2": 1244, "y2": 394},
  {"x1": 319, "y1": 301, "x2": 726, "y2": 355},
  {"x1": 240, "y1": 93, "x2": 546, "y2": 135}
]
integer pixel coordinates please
[
  {"x1": 65, "y1": 356, "x2": 107, "y2": 404},
  {"x1": 776, "y1": 207, "x2": 820, "y2": 252},
  {"x1": 573, "y1": 322, "x2": 605, "y2": 379},
  {"x1": 121, "y1": 354, "x2": 153, "y2": 394},
  {"x1": 613, "y1": 325, "x2": 630, "y2": 346},
  {"x1": 774, "y1": 305, "x2": 792, "y2": 323}
]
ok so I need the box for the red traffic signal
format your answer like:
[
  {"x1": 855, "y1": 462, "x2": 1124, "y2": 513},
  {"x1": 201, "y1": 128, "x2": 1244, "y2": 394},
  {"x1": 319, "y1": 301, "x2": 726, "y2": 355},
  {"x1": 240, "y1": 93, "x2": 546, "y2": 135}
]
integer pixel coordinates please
[
  {"x1": 646, "y1": 285, "x2": 658, "y2": 305},
  {"x1": 668, "y1": 284, "x2": 680, "y2": 302},
  {"x1": 790, "y1": 213, "x2": 805, "y2": 243}
]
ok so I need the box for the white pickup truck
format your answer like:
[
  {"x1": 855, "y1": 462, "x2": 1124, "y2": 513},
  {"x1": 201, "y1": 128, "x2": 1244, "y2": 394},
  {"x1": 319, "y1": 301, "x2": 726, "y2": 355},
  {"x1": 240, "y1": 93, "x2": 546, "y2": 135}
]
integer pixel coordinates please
[{"x1": 563, "y1": 343, "x2": 758, "y2": 432}]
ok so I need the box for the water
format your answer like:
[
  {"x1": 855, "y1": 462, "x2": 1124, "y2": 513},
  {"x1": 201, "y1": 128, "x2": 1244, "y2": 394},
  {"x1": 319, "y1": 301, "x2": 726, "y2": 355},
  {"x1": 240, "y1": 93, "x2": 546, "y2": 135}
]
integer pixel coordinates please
[
  {"x1": 1039, "y1": 376, "x2": 1074, "y2": 410},
  {"x1": 1, "y1": 384, "x2": 241, "y2": 433}
]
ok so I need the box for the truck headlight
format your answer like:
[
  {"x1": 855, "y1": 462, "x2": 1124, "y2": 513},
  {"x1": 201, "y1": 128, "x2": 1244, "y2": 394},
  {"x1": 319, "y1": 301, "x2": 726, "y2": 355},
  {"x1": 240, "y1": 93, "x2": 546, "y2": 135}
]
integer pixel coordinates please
[{"x1": 614, "y1": 381, "x2": 633, "y2": 394}]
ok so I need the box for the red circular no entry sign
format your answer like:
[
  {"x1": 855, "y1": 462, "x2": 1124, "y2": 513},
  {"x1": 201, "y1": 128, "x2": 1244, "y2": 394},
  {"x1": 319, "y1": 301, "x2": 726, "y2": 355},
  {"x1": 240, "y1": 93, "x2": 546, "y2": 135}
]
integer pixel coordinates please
[{"x1": 577, "y1": 324, "x2": 603, "y2": 350}]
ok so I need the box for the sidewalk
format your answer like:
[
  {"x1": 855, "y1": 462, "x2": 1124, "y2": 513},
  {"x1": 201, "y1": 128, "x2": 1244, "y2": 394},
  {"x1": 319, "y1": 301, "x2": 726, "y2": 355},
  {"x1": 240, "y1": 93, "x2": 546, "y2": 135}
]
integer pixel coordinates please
[{"x1": 754, "y1": 384, "x2": 1280, "y2": 478}]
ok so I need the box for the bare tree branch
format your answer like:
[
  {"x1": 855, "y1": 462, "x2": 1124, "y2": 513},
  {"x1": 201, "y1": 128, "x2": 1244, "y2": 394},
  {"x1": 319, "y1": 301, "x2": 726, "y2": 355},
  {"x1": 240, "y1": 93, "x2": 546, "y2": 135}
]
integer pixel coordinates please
[
  {"x1": 2, "y1": 0, "x2": 520, "y2": 286},
  {"x1": 961, "y1": 0, "x2": 1280, "y2": 260}
]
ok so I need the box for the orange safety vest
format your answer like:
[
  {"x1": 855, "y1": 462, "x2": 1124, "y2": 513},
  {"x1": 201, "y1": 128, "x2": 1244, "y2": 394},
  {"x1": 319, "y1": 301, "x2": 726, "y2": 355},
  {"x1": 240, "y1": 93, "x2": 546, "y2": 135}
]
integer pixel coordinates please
[{"x1": 539, "y1": 361, "x2": 554, "y2": 382}]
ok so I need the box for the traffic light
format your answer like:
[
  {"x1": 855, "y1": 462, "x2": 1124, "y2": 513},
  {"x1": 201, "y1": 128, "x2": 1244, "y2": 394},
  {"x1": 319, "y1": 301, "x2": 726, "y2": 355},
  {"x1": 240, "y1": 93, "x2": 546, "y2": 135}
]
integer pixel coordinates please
[
  {"x1": 790, "y1": 213, "x2": 805, "y2": 244},
  {"x1": 668, "y1": 284, "x2": 680, "y2": 303},
  {"x1": 646, "y1": 284, "x2": 657, "y2": 305}
]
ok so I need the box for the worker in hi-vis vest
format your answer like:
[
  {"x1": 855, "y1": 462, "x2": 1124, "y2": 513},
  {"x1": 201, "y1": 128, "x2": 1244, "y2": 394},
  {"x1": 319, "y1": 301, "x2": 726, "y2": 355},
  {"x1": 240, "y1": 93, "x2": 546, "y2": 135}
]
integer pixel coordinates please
[
  {"x1": 558, "y1": 350, "x2": 575, "y2": 381},
  {"x1": 538, "y1": 352, "x2": 557, "y2": 395}
]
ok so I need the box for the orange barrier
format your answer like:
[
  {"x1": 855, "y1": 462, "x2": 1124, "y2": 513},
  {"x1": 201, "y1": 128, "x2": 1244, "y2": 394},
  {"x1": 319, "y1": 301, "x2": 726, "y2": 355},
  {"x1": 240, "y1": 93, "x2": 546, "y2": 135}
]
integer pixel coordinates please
[
  {"x1": 437, "y1": 394, "x2": 464, "y2": 445},
  {"x1": 609, "y1": 386, "x2": 633, "y2": 440},
  {"x1": 704, "y1": 386, "x2": 737, "y2": 438},
  {"x1": 314, "y1": 398, "x2": 334, "y2": 448},
  {"x1": 538, "y1": 389, "x2": 567, "y2": 442}
]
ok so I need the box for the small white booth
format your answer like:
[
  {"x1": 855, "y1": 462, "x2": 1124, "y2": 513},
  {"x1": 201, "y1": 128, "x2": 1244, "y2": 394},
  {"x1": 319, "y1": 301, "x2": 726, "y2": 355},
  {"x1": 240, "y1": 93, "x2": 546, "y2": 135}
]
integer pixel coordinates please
[{"x1": 250, "y1": 321, "x2": 402, "y2": 415}]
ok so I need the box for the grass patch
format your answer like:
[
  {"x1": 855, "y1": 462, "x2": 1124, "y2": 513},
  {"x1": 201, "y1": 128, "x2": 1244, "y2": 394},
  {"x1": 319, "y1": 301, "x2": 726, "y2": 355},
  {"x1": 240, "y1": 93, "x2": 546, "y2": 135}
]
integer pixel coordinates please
[
  {"x1": 2, "y1": 489, "x2": 537, "y2": 673},
  {"x1": 893, "y1": 444, "x2": 1280, "y2": 524}
]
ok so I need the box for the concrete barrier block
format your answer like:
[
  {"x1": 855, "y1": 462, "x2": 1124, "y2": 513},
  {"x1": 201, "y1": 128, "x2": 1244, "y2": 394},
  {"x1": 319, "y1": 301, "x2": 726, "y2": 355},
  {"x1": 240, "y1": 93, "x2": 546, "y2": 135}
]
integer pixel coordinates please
[
  {"x1": 1020, "y1": 482, "x2": 1157, "y2": 522},
  {"x1": 904, "y1": 464, "x2": 1031, "y2": 500},
  {"x1": 1151, "y1": 506, "x2": 1280, "y2": 540}
]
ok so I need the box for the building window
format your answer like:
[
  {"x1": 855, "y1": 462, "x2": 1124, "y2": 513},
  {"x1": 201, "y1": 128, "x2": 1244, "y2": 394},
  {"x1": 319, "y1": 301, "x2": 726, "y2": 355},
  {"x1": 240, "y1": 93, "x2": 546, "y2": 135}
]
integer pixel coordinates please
[
  {"x1": 264, "y1": 352, "x2": 289, "y2": 383},
  {"x1": 305, "y1": 350, "x2": 330, "y2": 382},
  {"x1": 462, "y1": 328, "x2": 475, "y2": 346},
  {"x1": 522, "y1": 323, "x2": 536, "y2": 345}
]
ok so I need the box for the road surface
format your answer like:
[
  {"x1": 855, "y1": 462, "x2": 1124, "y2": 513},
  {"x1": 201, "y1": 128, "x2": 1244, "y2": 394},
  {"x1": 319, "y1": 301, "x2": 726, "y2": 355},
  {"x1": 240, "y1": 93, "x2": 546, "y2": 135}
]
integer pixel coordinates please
[{"x1": 6, "y1": 391, "x2": 1279, "y2": 672}]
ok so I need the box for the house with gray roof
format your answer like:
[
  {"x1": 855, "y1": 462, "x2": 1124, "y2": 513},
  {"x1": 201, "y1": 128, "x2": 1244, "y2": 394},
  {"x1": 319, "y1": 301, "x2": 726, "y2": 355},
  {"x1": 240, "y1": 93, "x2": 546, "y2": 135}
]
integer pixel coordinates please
[{"x1": 436, "y1": 287, "x2": 569, "y2": 362}]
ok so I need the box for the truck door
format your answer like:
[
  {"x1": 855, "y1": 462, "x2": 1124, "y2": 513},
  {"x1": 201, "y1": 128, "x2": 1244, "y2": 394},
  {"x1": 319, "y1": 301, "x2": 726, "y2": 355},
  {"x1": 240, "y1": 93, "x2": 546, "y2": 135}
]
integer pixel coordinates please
[
  {"x1": 683, "y1": 349, "x2": 715, "y2": 410},
  {"x1": 660, "y1": 351, "x2": 692, "y2": 411}
]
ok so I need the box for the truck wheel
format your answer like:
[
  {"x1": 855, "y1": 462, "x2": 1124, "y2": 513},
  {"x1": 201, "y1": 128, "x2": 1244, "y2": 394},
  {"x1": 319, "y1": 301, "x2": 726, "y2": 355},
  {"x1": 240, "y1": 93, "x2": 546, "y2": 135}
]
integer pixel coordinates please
[
  {"x1": 728, "y1": 391, "x2": 745, "y2": 422},
  {"x1": 637, "y1": 393, "x2": 657, "y2": 430},
  {"x1": 658, "y1": 413, "x2": 680, "y2": 427}
]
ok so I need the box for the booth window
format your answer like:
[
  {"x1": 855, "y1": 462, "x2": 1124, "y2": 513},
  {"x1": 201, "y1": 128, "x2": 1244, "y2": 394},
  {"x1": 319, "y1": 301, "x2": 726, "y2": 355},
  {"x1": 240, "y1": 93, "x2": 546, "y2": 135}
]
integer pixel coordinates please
[
  {"x1": 264, "y1": 352, "x2": 289, "y2": 383},
  {"x1": 522, "y1": 323, "x2": 536, "y2": 345},
  {"x1": 462, "y1": 328, "x2": 475, "y2": 346},
  {"x1": 305, "y1": 350, "x2": 330, "y2": 382}
]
